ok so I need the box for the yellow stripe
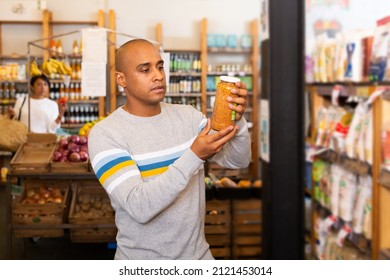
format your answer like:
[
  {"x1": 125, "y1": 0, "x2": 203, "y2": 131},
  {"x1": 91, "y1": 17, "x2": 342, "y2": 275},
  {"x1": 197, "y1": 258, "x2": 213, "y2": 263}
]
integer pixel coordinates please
[
  {"x1": 100, "y1": 160, "x2": 135, "y2": 184},
  {"x1": 141, "y1": 166, "x2": 169, "y2": 178}
]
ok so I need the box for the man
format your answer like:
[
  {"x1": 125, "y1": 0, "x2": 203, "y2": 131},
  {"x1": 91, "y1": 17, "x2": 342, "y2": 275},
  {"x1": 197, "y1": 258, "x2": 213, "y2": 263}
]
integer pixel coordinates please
[{"x1": 88, "y1": 39, "x2": 251, "y2": 259}]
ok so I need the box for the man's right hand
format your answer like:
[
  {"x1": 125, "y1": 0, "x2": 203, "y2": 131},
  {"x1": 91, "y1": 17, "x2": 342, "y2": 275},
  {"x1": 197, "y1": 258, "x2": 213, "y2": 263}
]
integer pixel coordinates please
[{"x1": 190, "y1": 118, "x2": 238, "y2": 161}]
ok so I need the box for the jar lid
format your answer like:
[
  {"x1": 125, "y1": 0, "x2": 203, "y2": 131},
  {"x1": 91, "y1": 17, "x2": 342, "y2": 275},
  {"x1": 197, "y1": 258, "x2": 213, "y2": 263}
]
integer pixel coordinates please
[{"x1": 220, "y1": 76, "x2": 240, "y2": 83}]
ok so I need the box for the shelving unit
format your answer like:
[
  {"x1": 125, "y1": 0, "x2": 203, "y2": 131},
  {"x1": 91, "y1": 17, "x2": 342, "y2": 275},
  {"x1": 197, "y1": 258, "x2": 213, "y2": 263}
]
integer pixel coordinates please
[
  {"x1": 201, "y1": 18, "x2": 259, "y2": 179},
  {"x1": 0, "y1": 12, "x2": 48, "y2": 117},
  {"x1": 0, "y1": 9, "x2": 106, "y2": 128},
  {"x1": 377, "y1": 92, "x2": 390, "y2": 260},
  {"x1": 151, "y1": 18, "x2": 259, "y2": 179},
  {"x1": 306, "y1": 82, "x2": 389, "y2": 259}
]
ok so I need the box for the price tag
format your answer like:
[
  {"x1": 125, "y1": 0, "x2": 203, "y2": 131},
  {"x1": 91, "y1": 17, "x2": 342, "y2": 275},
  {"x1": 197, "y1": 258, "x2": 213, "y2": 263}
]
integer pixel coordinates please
[
  {"x1": 366, "y1": 86, "x2": 387, "y2": 106},
  {"x1": 336, "y1": 224, "x2": 352, "y2": 247},
  {"x1": 324, "y1": 214, "x2": 338, "y2": 231},
  {"x1": 356, "y1": 86, "x2": 369, "y2": 98},
  {"x1": 331, "y1": 85, "x2": 342, "y2": 106},
  {"x1": 11, "y1": 184, "x2": 23, "y2": 196}
]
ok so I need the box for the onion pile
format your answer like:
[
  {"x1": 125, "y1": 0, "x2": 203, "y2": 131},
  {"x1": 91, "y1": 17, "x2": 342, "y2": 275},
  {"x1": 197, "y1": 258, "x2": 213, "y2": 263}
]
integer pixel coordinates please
[
  {"x1": 52, "y1": 135, "x2": 89, "y2": 163},
  {"x1": 22, "y1": 187, "x2": 63, "y2": 204}
]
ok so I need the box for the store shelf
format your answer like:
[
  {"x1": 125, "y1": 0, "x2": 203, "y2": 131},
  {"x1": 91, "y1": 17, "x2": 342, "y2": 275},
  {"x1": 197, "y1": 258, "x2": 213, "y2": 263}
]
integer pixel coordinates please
[
  {"x1": 170, "y1": 72, "x2": 201, "y2": 77},
  {"x1": 207, "y1": 71, "x2": 253, "y2": 76},
  {"x1": 0, "y1": 80, "x2": 28, "y2": 84},
  {"x1": 165, "y1": 93, "x2": 202, "y2": 97},
  {"x1": 314, "y1": 202, "x2": 371, "y2": 255},
  {"x1": 314, "y1": 149, "x2": 371, "y2": 176},
  {"x1": 208, "y1": 48, "x2": 251, "y2": 54}
]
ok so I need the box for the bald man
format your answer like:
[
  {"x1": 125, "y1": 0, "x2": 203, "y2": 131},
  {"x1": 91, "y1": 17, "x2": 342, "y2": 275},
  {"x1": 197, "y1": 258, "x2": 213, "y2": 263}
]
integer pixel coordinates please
[{"x1": 88, "y1": 39, "x2": 251, "y2": 259}]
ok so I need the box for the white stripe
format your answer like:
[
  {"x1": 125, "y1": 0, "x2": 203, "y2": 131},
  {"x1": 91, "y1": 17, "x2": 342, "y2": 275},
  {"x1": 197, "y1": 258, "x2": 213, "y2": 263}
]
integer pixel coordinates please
[
  {"x1": 92, "y1": 148, "x2": 128, "y2": 168},
  {"x1": 133, "y1": 136, "x2": 196, "y2": 161},
  {"x1": 106, "y1": 169, "x2": 140, "y2": 194},
  {"x1": 199, "y1": 118, "x2": 207, "y2": 129}
]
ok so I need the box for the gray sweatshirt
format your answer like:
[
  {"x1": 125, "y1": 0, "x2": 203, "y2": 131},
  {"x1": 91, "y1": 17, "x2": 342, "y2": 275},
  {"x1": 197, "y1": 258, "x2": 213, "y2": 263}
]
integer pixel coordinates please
[{"x1": 88, "y1": 102, "x2": 251, "y2": 259}]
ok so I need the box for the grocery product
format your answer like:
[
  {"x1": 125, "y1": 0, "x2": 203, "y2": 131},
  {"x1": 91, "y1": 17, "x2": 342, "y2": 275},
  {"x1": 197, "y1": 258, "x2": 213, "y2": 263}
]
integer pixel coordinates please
[{"x1": 210, "y1": 76, "x2": 240, "y2": 131}]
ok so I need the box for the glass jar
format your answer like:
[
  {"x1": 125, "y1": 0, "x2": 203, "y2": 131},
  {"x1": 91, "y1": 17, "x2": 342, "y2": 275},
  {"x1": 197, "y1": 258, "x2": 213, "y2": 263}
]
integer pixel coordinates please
[{"x1": 210, "y1": 76, "x2": 240, "y2": 131}]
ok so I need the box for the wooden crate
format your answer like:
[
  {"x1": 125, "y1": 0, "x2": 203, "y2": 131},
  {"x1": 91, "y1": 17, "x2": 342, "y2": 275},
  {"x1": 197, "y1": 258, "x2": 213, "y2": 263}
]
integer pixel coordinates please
[
  {"x1": 50, "y1": 142, "x2": 89, "y2": 173},
  {"x1": 69, "y1": 181, "x2": 116, "y2": 243},
  {"x1": 12, "y1": 179, "x2": 70, "y2": 238},
  {"x1": 205, "y1": 200, "x2": 231, "y2": 259},
  {"x1": 10, "y1": 133, "x2": 57, "y2": 174},
  {"x1": 232, "y1": 199, "x2": 262, "y2": 259}
]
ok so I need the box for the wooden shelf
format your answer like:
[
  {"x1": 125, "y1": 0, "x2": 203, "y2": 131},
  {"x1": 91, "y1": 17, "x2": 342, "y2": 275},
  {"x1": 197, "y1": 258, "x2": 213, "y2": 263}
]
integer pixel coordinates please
[
  {"x1": 0, "y1": 80, "x2": 28, "y2": 84},
  {"x1": 0, "y1": 20, "x2": 41, "y2": 25},
  {"x1": 50, "y1": 21, "x2": 100, "y2": 25},
  {"x1": 207, "y1": 71, "x2": 253, "y2": 76},
  {"x1": 165, "y1": 93, "x2": 201, "y2": 97},
  {"x1": 170, "y1": 72, "x2": 201, "y2": 77},
  {"x1": 208, "y1": 48, "x2": 251, "y2": 54}
]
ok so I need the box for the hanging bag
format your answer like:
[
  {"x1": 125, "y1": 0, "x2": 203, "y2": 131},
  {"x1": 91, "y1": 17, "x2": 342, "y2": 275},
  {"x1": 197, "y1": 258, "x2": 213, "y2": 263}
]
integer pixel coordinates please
[{"x1": 0, "y1": 97, "x2": 28, "y2": 152}]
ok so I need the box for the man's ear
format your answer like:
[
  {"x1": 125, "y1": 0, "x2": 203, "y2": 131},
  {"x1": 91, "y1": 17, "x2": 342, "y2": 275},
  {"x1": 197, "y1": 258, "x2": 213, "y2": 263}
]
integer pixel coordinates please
[{"x1": 116, "y1": 71, "x2": 126, "y2": 88}]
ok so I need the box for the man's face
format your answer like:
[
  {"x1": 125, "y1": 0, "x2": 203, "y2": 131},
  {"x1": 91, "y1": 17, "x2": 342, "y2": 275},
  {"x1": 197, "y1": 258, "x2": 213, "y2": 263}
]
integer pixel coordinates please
[{"x1": 118, "y1": 42, "x2": 166, "y2": 107}]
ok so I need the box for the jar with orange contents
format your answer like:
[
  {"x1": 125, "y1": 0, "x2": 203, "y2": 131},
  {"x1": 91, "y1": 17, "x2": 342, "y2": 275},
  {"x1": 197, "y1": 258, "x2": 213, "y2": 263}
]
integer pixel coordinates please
[{"x1": 210, "y1": 76, "x2": 240, "y2": 131}]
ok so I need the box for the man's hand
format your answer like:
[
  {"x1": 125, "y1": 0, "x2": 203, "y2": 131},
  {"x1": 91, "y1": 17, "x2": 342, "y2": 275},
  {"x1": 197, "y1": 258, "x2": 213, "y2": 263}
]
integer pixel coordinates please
[
  {"x1": 191, "y1": 119, "x2": 238, "y2": 160},
  {"x1": 227, "y1": 81, "x2": 248, "y2": 121}
]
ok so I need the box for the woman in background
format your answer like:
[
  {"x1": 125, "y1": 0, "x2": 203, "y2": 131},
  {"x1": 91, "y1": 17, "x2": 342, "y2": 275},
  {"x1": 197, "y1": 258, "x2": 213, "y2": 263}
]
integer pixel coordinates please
[{"x1": 8, "y1": 74, "x2": 66, "y2": 133}]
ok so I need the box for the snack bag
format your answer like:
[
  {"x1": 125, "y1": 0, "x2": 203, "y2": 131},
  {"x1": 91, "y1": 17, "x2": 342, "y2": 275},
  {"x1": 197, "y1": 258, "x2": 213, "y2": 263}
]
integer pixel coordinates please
[{"x1": 369, "y1": 16, "x2": 390, "y2": 82}]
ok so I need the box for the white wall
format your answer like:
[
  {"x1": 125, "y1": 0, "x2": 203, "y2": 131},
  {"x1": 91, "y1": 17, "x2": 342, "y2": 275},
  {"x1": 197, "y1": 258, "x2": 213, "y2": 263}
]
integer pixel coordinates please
[{"x1": 0, "y1": 0, "x2": 261, "y2": 55}]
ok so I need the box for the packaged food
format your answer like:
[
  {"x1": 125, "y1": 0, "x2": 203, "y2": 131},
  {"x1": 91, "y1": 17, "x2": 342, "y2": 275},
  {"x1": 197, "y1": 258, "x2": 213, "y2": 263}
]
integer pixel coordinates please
[{"x1": 210, "y1": 76, "x2": 240, "y2": 131}]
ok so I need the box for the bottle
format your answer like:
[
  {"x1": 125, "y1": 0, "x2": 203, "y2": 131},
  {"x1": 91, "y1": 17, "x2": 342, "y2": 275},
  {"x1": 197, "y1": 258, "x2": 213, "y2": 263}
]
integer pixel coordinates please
[
  {"x1": 210, "y1": 76, "x2": 240, "y2": 131},
  {"x1": 84, "y1": 105, "x2": 90, "y2": 123},
  {"x1": 56, "y1": 40, "x2": 63, "y2": 55},
  {"x1": 74, "y1": 83, "x2": 80, "y2": 100},
  {"x1": 79, "y1": 105, "x2": 85, "y2": 124},
  {"x1": 71, "y1": 59, "x2": 77, "y2": 79},
  {"x1": 3, "y1": 83, "x2": 10, "y2": 100},
  {"x1": 10, "y1": 82, "x2": 16, "y2": 99},
  {"x1": 76, "y1": 59, "x2": 82, "y2": 80},
  {"x1": 59, "y1": 83, "x2": 65, "y2": 99},
  {"x1": 69, "y1": 83, "x2": 75, "y2": 100},
  {"x1": 54, "y1": 83, "x2": 60, "y2": 100},
  {"x1": 74, "y1": 105, "x2": 80, "y2": 124},
  {"x1": 69, "y1": 106, "x2": 75, "y2": 124},
  {"x1": 50, "y1": 39, "x2": 57, "y2": 56},
  {"x1": 72, "y1": 40, "x2": 79, "y2": 55}
]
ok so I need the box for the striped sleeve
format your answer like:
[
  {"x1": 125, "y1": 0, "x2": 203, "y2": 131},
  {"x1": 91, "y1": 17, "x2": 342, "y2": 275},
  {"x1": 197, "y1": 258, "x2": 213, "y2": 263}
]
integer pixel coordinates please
[{"x1": 91, "y1": 148, "x2": 140, "y2": 194}]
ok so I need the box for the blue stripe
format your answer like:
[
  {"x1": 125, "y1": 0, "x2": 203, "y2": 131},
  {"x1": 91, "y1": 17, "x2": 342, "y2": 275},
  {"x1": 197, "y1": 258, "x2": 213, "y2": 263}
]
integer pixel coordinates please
[
  {"x1": 136, "y1": 150, "x2": 185, "y2": 166},
  {"x1": 96, "y1": 156, "x2": 133, "y2": 179},
  {"x1": 138, "y1": 157, "x2": 178, "y2": 172},
  {"x1": 94, "y1": 152, "x2": 131, "y2": 171}
]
